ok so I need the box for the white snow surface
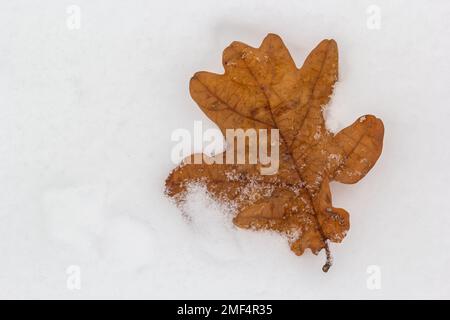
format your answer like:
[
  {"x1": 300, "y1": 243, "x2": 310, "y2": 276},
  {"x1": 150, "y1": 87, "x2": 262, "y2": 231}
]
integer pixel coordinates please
[{"x1": 1, "y1": 0, "x2": 450, "y2": 299}]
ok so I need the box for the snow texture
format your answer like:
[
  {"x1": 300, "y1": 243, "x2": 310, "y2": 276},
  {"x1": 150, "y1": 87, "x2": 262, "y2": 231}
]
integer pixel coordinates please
[{"x1": 0, "y1": 0, "x2": 450, "y2": 299}]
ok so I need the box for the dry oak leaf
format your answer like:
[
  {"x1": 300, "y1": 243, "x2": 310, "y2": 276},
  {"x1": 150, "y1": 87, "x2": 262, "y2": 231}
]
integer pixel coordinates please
[{"x1": 165, "y1": 34, "x2": 384, "y2": 272}]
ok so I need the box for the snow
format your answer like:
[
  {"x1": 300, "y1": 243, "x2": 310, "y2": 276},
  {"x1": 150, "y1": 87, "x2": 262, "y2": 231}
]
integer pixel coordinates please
[{"x1": 1, "y1": 0, "x2": 450, "y2": 299}]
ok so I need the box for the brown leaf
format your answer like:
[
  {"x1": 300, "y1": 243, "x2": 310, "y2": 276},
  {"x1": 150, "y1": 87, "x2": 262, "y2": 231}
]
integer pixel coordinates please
[{"x1": 166, "y1": 34, "x2": 384, "y2": 272}]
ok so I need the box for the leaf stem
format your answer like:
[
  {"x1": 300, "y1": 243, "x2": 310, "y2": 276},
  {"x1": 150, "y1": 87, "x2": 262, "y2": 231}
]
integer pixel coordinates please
[{"x1": 322, "y1": 241, "x2": 333, "y2": 272}]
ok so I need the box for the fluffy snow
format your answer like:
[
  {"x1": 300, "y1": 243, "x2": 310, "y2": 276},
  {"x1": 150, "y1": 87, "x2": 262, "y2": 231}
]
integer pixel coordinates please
[{"x1": 1, "y1": 0, "x2": 450, "y2": 299}]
